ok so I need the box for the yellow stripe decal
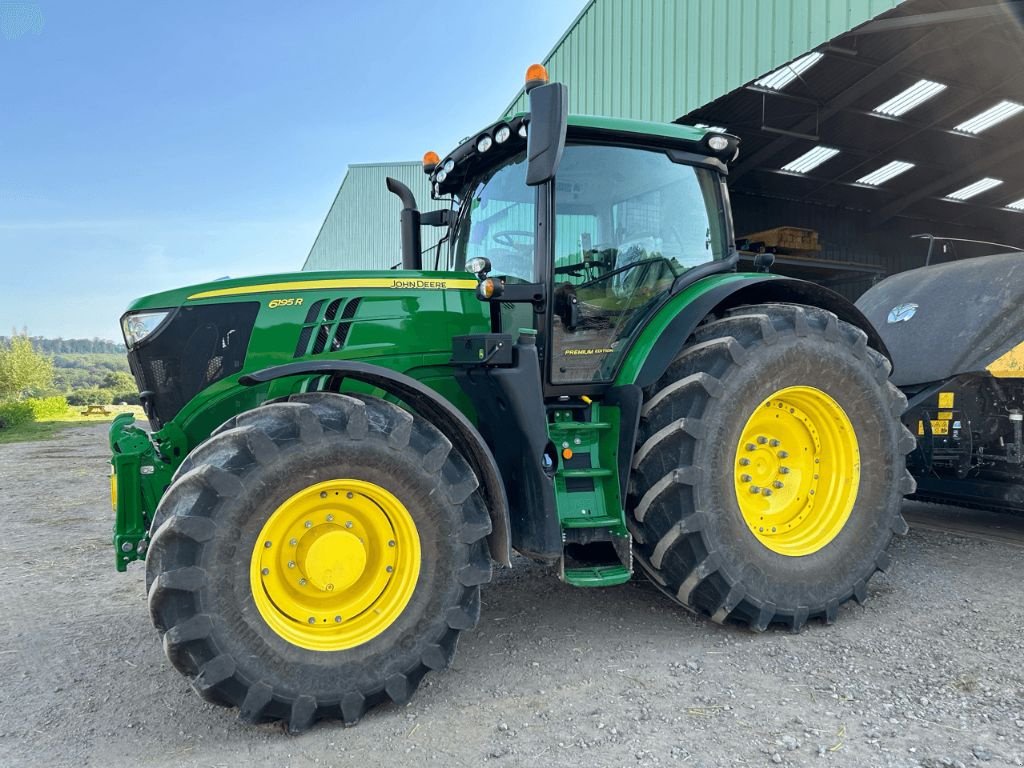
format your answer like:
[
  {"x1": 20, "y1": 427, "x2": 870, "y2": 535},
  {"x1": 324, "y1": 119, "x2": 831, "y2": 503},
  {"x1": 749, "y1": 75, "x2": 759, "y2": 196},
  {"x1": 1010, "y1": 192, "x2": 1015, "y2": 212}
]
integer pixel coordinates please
[
  {"x1": 987, "y1": 340, "x2": 1024, "y2": 378},
  {"x1": 187, "y1": 277, "x2": 478, "y2": 300}
]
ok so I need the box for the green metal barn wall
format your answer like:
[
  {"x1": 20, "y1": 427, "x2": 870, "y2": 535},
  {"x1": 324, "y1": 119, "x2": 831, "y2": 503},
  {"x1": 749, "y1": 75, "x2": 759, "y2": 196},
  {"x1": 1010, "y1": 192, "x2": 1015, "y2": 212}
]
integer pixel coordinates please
[
  {"x1": 303, "y1": 162, "x2": 445, "y2": 272},
  {"x1": 505, "y1": 0, "x2": 901, "y2": 120}
]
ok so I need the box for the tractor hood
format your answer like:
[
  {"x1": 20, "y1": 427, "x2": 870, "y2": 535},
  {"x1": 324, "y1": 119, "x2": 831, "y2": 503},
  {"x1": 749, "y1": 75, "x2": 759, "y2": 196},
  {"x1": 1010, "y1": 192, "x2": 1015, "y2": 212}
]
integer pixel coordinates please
[
  {"x1": 856, "y1": 251, "x2": 1024, "y2": 387},
  {"x1": 122, "y1": 269, "x2": 478, "y2": 312},
  {"x1": 119, "y1": 269, "x2": 485, "y2": 431}
]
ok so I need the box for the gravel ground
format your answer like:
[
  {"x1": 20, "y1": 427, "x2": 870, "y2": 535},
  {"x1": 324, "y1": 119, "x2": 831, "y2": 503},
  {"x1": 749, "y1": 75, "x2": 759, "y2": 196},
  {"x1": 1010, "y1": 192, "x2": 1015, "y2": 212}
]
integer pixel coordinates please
[{"x1": 2, "y1": 423, "x2": 1023, "y2": 768}]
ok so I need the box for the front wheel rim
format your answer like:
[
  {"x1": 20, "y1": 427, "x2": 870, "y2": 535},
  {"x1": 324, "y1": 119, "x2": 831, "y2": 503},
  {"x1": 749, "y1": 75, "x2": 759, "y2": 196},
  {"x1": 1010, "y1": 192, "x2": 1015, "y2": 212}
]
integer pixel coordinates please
[
  {"x1": 250, "y1": 479, "x2": 421, "y2": 651},
  {"x1": 733, "y1": 386, "x2": 860, "y2": 557}
]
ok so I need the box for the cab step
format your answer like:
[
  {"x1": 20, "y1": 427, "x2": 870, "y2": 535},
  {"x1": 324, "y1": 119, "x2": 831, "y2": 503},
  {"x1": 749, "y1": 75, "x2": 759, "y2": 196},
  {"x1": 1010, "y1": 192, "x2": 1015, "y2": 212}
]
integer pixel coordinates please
[{"x1": 563, "y1": 564, "x2": 632, "y2": 588}]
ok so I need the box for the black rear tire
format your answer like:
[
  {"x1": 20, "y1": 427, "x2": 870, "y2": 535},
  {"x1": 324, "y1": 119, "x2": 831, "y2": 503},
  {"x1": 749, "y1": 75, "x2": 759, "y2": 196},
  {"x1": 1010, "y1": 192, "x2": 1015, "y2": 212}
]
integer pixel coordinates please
[
  {"x1": 145, "y1": 392, "x2": 491, "y2": 731},
  {"x1": 629, "y1": 303, "x2": 916, "y2": 631}
]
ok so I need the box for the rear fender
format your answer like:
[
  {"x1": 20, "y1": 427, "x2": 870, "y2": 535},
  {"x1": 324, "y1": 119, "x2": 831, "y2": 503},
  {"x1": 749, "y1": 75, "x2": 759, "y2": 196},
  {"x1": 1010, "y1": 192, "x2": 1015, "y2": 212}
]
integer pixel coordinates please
[
  {"x1": 618, "y1": 274, "x2": 889, "y2": 389},
  {"x1": 240, "y1": 360, "x2": 512, "y2": 567}
]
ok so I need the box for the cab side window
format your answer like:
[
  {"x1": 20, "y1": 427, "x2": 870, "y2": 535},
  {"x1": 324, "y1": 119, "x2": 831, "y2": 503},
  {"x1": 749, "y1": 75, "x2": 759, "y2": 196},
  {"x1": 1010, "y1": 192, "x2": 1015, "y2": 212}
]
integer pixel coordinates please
[{"x1": 550, "y1": 144, "x2": 724, "y2": 385}]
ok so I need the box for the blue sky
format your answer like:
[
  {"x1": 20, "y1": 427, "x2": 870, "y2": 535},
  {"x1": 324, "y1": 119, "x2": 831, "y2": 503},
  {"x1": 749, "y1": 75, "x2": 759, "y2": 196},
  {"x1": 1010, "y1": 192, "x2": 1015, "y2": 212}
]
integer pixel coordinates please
[{"x1": 0, "y1": 0, "x2": 587, "y2": 340}]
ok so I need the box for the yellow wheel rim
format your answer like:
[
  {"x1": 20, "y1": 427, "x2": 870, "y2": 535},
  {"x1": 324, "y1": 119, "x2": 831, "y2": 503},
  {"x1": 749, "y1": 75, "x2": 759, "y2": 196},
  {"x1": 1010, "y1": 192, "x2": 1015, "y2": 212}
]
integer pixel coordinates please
[
  {"x1": 733, "y1": 386, "x2": 860, "y2": 557},
  {"x1": 250, "y1": 479, "x2": 421, "y2": 651}
]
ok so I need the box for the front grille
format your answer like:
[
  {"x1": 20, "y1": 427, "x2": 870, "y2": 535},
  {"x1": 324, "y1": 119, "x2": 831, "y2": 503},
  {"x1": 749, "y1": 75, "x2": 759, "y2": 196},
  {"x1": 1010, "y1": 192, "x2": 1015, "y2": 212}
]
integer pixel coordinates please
[
  {"x1": 127, "y1": 302, "x2": 259, "y2": 428},
  {"x1": 293, "y1": 297, "x2": 362, "y2": 357}
]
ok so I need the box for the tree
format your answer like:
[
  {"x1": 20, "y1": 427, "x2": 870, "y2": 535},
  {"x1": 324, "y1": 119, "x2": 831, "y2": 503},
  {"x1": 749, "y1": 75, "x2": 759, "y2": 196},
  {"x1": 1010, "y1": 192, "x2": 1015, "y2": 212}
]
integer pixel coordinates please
[
  {"x1": 100, "y1": 371, "x2": 136, "y2": 391},
  {"x1": 0, "y1": 335, "x2": 54, "y2": 400}
]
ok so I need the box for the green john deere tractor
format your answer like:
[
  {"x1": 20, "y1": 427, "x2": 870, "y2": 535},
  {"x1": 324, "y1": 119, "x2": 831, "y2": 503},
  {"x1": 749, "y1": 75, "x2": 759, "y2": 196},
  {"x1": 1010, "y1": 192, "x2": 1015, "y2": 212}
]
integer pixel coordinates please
[{"x1": 110, "y1": 67, "x2": 915, "y2": 731}]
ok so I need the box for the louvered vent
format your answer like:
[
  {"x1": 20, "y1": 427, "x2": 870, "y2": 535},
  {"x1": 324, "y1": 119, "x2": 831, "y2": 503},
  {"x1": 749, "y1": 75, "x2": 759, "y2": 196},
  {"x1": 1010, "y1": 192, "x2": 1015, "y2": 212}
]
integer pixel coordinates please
[{"x1": 293, "y1": 297, "x2": 363, "y2": 358}]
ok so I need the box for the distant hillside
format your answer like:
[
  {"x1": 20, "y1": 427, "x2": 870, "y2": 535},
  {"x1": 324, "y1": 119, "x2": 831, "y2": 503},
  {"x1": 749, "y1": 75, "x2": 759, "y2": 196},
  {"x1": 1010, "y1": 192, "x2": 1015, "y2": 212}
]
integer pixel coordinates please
[
  {"x1": 1, "y1": 336, "x2": 131, "y2": 399},
  {"x1": 1, "y1": 336, "x2": 126, "y2": 354}
]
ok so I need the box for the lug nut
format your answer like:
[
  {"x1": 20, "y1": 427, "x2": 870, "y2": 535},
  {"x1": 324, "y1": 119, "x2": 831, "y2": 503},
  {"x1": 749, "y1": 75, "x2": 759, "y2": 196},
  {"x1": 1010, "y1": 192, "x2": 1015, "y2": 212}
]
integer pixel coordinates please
[
  {"x1": 304, "y1": 521, "x2": 312, "y2": 529},
  {"x1": 308, "y1": 617, "x2": 316, "y2": 625},
  {"x1": 289, "y1": 538, "x2": 298, "y2": 546},
  {"x1": 346, "y1": 492, "x2": 354, "y2": 499},
  {"x1": 261, "y1": 568, "x2": 269, "y2": 576},
  {"x1": 757, "y1": 436, "x2": 768, "y2": 444},
  {"x1": 345, "y1": 521, "x2": 353, "y2": 529},
  {"x1": 388, "y1": 540, "x2": 396, "y2": 547},
  {"x1": 320, "y1": 491, "x2": 327, "y2": 498},
  {"x1": 334, "y1": 615, "x2": 342, "y2": 623},
  {"x1": 745, "y1": 443, "x2": 756, "y2": 451},
  {"x1": 264, "y1": 541, "x2": 272, "y2": 548},
  {"x1": 386, "y1": 565, "x2": 394, "y2": 573},
  {"x1": 740, "y1": 474, "x2": 752, "y2": 483},
  {"x1": 779, "y1": 467, "x2": 790, "y2": 475},
  {"x1": 326, "y1": 514, "x2": 334, "y2": 522},
  {"x1": 739, "y1": 457, "x2": 750, "y2": 466},
  {"x1": 287, "y1": 560, "x2": 295, "y2": 569},
  {"x1": 749, "y1": 485, "x2": 761, "y2": 494},
  {"x1": 778, "y1": 450, "x2": 789, "y2": 459},
  {"x1": 769, "y1": 439, "x2": 780, "y2": 447},
  {"x1": 762, "y1": 488, "x2": 772, "y2": 497},
  {"x1": 773, "y1": 481, "x2": 784, "y2": 489},
  {"x1": 299, "y1": 578, "x2": 307, "y2": 586}
]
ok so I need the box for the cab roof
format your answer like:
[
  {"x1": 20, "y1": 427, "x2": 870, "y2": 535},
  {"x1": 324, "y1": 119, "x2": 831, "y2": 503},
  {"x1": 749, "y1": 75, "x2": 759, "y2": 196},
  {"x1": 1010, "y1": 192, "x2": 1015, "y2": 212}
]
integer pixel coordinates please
[{"x1": 430, "y1": 112, "x2": 734, "y2": 198}]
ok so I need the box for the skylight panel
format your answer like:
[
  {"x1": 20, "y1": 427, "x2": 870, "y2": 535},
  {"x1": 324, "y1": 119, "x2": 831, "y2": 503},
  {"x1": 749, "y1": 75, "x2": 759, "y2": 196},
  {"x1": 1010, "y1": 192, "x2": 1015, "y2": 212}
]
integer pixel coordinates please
[
  {"x1": 945, "y1": 177, "x2": 1003, "y2": 201},
  {"x1": 1005, "y1": 197, "x2": 1024, "y2": 211},
  {"x1": 781, "y1": 146, "x2": 840, "y2": 174},
  {"x1": 954, "y1": 100, "x2": 1024, "y2": 134},
  {"x1": 754, "y1": 52, "x2": 823, "y2": 91},
  {"x1": 873, "y1": 80, "x2": 947, "y2": 117},
  {"x1": 856, "y1": 161, "x2": 915, "y2": 186}
]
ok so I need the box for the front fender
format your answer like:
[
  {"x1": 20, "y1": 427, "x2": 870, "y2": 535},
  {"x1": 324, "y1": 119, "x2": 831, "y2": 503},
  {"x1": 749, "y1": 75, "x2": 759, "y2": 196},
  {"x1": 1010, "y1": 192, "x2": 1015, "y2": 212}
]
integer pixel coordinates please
[
  {"x1": 240, "y1": 360, "x2": 512, "y2": 567},
  {"x1": 615, "y1": 273, "x2": 889, "y2": 389}
]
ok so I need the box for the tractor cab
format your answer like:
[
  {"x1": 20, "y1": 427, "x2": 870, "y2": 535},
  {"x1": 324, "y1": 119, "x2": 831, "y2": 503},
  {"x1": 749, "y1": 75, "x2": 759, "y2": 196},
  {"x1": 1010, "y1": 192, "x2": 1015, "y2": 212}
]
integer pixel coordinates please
[
  {"x1": 392, "y1": 65, "x2": 741, "y2": 392},
  {"x1": 375, "y1": 66, "x2": 747, "y2": 572}
]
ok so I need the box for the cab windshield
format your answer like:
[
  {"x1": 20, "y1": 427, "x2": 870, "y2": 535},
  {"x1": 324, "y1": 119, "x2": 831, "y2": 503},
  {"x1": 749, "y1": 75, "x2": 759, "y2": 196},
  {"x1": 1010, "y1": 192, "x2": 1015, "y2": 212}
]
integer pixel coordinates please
[{"x1": 452, "y1": 142, "x2": 728, "y2": 383}]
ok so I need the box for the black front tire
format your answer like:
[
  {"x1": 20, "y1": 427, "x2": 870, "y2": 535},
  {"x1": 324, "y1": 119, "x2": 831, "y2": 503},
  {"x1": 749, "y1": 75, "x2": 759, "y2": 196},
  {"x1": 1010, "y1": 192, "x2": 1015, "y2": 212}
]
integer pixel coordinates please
[{"x1": 145, "y1": 392, "x2": 492, "y2": 732}]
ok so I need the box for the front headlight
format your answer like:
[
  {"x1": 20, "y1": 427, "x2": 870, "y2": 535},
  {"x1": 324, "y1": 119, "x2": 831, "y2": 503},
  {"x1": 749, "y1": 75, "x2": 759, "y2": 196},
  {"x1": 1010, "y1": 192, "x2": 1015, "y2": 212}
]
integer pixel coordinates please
[{"x1": 121, "y1": 310, "x2": 170, "y2": 349}]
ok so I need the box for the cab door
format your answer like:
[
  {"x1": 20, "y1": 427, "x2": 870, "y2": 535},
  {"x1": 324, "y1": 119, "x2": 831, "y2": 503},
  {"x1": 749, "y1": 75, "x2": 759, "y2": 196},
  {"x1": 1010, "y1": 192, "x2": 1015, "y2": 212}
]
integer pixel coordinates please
[{"x1": 547, "y1": 143, "x2": 729, "y2": 388}]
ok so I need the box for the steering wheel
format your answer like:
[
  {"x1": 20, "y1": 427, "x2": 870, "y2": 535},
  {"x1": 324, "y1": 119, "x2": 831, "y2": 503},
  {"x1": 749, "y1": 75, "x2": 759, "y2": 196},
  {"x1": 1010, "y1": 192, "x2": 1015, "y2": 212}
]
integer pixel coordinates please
[{"x1": 493, "y1": 230, "x2": 534, "y2": 251}]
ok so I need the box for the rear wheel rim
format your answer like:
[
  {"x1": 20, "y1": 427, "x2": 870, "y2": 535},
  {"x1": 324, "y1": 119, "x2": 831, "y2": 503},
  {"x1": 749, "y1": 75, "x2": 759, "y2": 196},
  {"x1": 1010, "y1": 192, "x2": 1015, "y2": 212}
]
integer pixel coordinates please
[
  {"x1": 250, "y1": 479, "x2": 420, "y2": 651},
  {"x1": 733, "y1": 386, "x2": 860, "y2": 557}
]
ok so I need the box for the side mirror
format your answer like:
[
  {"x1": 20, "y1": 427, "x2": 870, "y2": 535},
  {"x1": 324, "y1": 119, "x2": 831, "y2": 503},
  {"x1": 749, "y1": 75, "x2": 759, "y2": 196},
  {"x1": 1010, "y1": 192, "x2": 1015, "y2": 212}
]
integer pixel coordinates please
[{"x1": 526, "y1": 82, "x2": 568, "y2": 186}]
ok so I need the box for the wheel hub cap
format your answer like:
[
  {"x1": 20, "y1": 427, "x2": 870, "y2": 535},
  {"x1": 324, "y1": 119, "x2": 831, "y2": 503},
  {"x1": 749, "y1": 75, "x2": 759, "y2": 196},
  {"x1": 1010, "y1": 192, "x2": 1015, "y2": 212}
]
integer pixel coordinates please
[
  {"x1": 250, "y1": 479, "x2": 421, "y2": 651},
  {"x1": 299, "y1": 528, "x2": 367, "y2": 592},
  {"x1": 734, "y1": 386, "x2": 860, "y2": 557}
]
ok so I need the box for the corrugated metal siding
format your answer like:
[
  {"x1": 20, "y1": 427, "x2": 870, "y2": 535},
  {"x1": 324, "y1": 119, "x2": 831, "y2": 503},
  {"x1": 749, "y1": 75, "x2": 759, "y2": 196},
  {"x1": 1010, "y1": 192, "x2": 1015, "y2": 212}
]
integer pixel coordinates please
[
  {"x1": 505, "y1": 0, "x2": 902, "y2": 121},
  {"x1": 303, "y1": 162, "x2": 446, "y2": 272}
]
